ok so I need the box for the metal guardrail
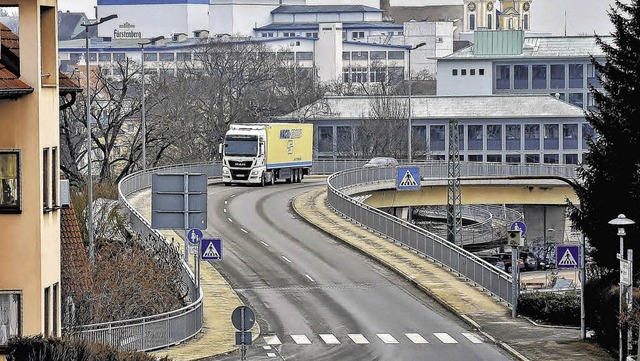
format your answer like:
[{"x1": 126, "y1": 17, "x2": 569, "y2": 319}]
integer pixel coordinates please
[
  {"x1": 68, "y1": 163, "x2": 221, "y2": 352},
  {"x1": 326, "y1": 162, "x2": 578, "y2": 306}
]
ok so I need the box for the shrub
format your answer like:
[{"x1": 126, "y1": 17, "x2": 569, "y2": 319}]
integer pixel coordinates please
[{"x1": 518, "y1": 291, "x2": 580, "y2": 326}]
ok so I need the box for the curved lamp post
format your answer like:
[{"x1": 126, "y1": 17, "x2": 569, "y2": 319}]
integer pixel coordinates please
[{"x1": 138, "y1": 36, "x2": 165, "y2": 170}]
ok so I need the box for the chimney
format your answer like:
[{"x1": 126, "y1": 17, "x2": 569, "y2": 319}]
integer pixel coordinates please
[{"x1": 380, "y1": 0, "x2": 393, "y2": 22}]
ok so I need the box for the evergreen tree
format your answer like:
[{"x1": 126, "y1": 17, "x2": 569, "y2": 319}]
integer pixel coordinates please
[{"x1": 570, "y1": 0, "x2": 640, "y2": 271}]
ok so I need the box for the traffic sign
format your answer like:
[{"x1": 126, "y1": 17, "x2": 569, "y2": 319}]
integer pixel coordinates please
[
  {"x1": 235, "y1": 331, "x2": 252, "y2": 346},
  {"x1": 620, "y1": 259, "x2": 631, "y2": 285},
  {"x1": 231, "y1": 306, "x2": 256, "y2": 330},
  {"x1": 187, "y1": 229, "x2": 203, "y2": 245},
  {"x1": 510, "y1": 221, "x2": 527, "y2": 236},
  {"x1": 397, "y1": 167, "x2": 420, "y2": 191},
  {"x1": 201, "y1": 238, "x2": 223, "y2": 261},
  {"x1": 557, "y1": 246, "x2": 579, "y2": 269}
]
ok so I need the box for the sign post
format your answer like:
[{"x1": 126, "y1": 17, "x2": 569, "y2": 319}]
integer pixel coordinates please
[{"x1": 232, "y1": 306, "x2": 256, "y2": 361}]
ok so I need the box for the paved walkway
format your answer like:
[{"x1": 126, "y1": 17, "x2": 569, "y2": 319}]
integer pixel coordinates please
[{"x1": 129, "y1": 184, "x2": 614, "y2": 361}]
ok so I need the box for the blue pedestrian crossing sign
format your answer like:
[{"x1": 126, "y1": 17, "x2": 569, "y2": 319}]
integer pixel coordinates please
[
  {"x1": 397, "y1": 167, "x2": 420, "y2": 191},
  {"x1": 201, "y1": 238, "x2": 223, "y2": 261},
  {"x1": 556, "y1": 246, "x2": 579, "y2": 269}
]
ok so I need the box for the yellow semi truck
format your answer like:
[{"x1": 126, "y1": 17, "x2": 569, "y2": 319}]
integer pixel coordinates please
[{"x1": 220, "y1": 123, "x2": 313, "y2": 186}]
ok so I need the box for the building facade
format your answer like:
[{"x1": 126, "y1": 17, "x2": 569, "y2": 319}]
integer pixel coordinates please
[{"x1": 0, "y1": 0, "x2": 63, "y2": 351}]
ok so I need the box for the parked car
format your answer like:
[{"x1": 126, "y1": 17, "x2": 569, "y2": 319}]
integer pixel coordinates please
[
  {"x1": 496, "y1": 252, "x2": 525, "y2": 272},
  {"x1": 479, "y1": 256, "x2": 506, "y2": 271},
  {"x1": 363, "y1": 157, "x2": 399, "y2": 168},
  {"x1": 520, "y1": 251, "x2": 543, "y2": 271}
]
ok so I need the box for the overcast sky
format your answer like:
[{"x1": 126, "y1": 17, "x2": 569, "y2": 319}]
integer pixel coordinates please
[{"x1": 56, "y1": 0, "x2": 618, "y2": 36}]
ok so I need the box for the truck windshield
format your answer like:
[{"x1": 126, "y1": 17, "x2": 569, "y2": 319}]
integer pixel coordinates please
[{"x1": 225, "y1": 137, "x2": 258, "y2": 156}]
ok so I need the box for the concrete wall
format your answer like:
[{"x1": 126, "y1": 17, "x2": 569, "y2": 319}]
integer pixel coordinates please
[
  {"x1": 316, "y1": 23, "x2": 343, "y2": 83},
  {"x1": 437, "y1": 59, "x2": 494, "y2": 95},
  {"x1": 98, "y1": 4, "x2": 209, "y2": 38},
  {"x1": 210, "y1": 4, "x2": 276, "y2": 35}
]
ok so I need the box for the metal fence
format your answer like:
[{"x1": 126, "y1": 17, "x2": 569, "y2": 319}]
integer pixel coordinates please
[
  {"x1": 69, "y1": 163, "x2": 221, "y2": 352},
  {"x1": 326, "y1": 162, "x2": 578, "y2": 306}
]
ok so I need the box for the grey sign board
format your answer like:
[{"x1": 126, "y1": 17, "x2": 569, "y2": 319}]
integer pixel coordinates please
[{"x1": 151, "y1": 173, "x2": 208, "y2": 230}]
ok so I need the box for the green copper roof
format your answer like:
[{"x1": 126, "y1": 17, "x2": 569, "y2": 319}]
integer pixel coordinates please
[{"x1": 474, "y1": 28, "x2": 524, "y2": 55}]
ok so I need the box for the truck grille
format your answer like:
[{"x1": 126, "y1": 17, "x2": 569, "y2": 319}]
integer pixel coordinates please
[
  {"x1": 229, "y1": 160, "x2": 252, "y2": 168},
  {"x1": 230, "y1": 169, "x2": 251, "y2": 180}
]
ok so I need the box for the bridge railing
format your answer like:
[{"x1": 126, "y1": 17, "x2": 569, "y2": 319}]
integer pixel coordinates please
[
  {"x1": 327, "y1": 162, "x2": 578, "y2": 306},
  {"x1": 68, "y1": 162, "x2": 221, "y2": 352}
]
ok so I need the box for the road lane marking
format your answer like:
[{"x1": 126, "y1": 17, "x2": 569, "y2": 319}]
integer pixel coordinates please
[
  {"x1": 405, "y1": 333, "x2": 429, "y2": 344},
  {"x1": 462, "y1": 332, "x2": 484, "y2": 344},
  {"x1": 319, "y1": 334, "x2": 341, "y2": 344},
  {"x1": 227, "y1": 218, "x2": 233, "y2": 223},
  {"x1": 231, "y1": 194, "x2": 236, "y2": 198},
  {"x1": 241, "y1": 228, "x2": 248, "y2": 233},
  {"x1": 260, "y1": 241, "x2": 269, "y2": 247},
  {"x1": 434, "y1": 333, "x2": 458, "y2": 344},
  {"x1": 377, "y1": 334, "x2": 399, "y2": 344},
  {"x1": 223, "y1": 209, "x2": 227, "y2": 213},
  {"x1": 347, "y1": 334, "x2": 369, "y2": 344},
  {"x1": 305, "y1": 274, "x2": 315, "y2": 282},
  {"x1": 263, "y1": 335, "x2": 281, "y2": 345},
  {"x1": 262, "y1": 346, "x2": 272, "y2": 350},
  {"x1": 281, "y1": 256, "x2": 292, "y2": 263},
  {"x1": 224, "y1": 200, "x2": 228, "y2": 204},
  {"x1": 266, "y1": 353, "x2": 276, "y2": 358},
  {"x1": 291, "y1": 335, "x2": 311, "y2": 344}
]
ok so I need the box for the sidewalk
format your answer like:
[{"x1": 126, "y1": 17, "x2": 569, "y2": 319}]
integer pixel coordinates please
[{"x1": 292, "y1": 186, "x2": 614, "y2": 361}]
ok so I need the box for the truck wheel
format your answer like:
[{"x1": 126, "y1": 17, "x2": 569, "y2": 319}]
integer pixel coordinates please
[
  {"x1": 260, "y1": 175, "x2": 265, "y2": 187},
  {"x1": 270, "y1": 172, "x2": 275, "y2": 185},
  {"x1": 224, "y1": 183, "x2": 231, "y2": 187}
]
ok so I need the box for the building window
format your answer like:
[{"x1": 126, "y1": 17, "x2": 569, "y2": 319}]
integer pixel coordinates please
[
  {"x1": 351, "y1": 67, "x2": 368, "y2": 83},
  {"x1": 525, "y1": 154, "x2": 540, "y2": 163},
  {"x1": 544, "y1": 154, "x2": 559, "y2": 164},
  {"x1": 452, "y1": 69, "x2": 458, "y2": 76},
  {"x1": 113, "y1": 53, "x2": 126, "y2": 62},
  {"x1": 370, "y1": 67, "x2": 386, "y2": 83},
  {"x1": 283, "y1": 32, "x2": 296, "y2": 37},
  {"x1": 277, "y1": 52, "x2": 294, "y2": 61},
  {"x1": 569, "y1": 92, "x2": 584, "y2": 108},
  {"x1": 44, "y1": 286, "x2": 50, "y2": 336},
  {"x1": 52, "y1": 147, "x2": 58, "y2": 208},
  {"x1": 532, "y1": 65, "x2": 547, "y2": 89},
  {"x1": 587, "y1": 93, "x2": 597, "y2": 111},
  {"x1": 524, "y1": 124, "x2": 540, "y2": 150},
  {"x1": 469, "y1": 14, "x2": 475, "y2": 30},
  {"x1": 486, "y1": 124, "x2": 502, "y2": 150},
  {"x1": 342, "y1": 68, "x2": 350, "y2": 83},
  {"x1": 468, "y1": 154, "x2": 483, "y2": 162},
  {"x1": 43, "y1": 148, "x2": 50, "y2": 210},
  {"x1": 318, "y1": 127, "x2": 333, "y2": 153},
  {"x1": 176, "y1": 52, "x2": 191, "y2": 62},
  {"x1": 496, "y1": 65, "x2": 510, "y2": 89},
  {"x1": 143, "y1": 52, "x2": 158, "y2": 62},
  {"x1": 53, "y1": 284, "x2": 58, "y2": 337},
  {"x1": 506, "y1": 124, "x2": 521, "y2": 150},
  {"x1": 514, "y1": 65, "x2": 528, "y2": 89},
  {"x1": 342, "y1": 52, "x2": 350, "y2": 61},
  {"x1": 505, "y1": 154, "x2": 521, "y2": 163},
  {"x1": 352, "y1": 31, "x2": 365, "y2": 39},
  {"x1": 543, "y1": 124, "x2": 559, "y2": 150},
  {"x1": 479, "y1": 68, "x2": 485, "y2": 76},
  {"x1": 370, "y1": 51, "x2": 386, "y2": 60},
  {"x1": 487, "y1": 154, "x2": 502, "y2": 162},
  {"x1": 296, "y1": 52, "x2": 313, "y2": 61},
  {"x1": 461, "y1": 69, "x2": 467, "y2": 76},
  {"x1": 523, "y1": 14, "x2": 529, "y2": 30},
  {"x1": 305, "y1": 32, "x2": 318, "y2": 38},
  {"x1": 387, "y1": 51, "x2": 404, "y2": 60},
  {"x1": 458, "y1": 124, "x2": 465, "y2": 151},
  {"x1": 336, "y1": 126, "x2": 353, "y2": 154},
  {"x1": 0, "y1": 292, "x2": 21, "y2": 346},
  {"x1": 488, "y1": 14, "x2": 492, "y2": 29},
  {"x1": 468, "y1": 125, "x2": 483, "y2": 150},
  {"x1": 550, "y1": 64, "x2": 565, "y2": 89},
  {"x1": 430, "y1": 125, "x2": 446, "y2": 151},
  {"x1": 98, "y1": 53, "x2": 111, "y2": 62},
  {"x1": 563, "y1": 124, "x2": 579, "y2": 149},
  {"x1": 412, "y1": 126, "x2": 428, "y2": 155},
  {"x1": 388, "y1": 67, "x2": 404, "y2": 83},
  {"x1": 569, "y1": 64, "x2": 584, "y2": 88},
  {"x1": 470, "y1": 69, "x2": 476, "y2": 76},
  {"x1": 351, "y1": 52, "x2": 368, "y2": 61},
  {"x1": 159, "y1": 53, "x2": 175, "y2": 61},
  {"x1": 587, "y1": 63, "x2": 602, "y2": 88},
  {"x1": 582, "y1": 123, "x2": 595, "y2": 148},
  {"x1": 564, "y1": 154, "x2": 579, "y2": 164}
]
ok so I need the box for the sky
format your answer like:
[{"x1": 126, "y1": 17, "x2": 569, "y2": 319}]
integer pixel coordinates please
[{"x1": 56, "y1": 0, "x2": 618, "y2": 36}]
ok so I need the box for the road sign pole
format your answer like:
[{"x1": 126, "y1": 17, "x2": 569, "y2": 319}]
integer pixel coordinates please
[
  {"x1": 628, "y1": 249, "x2": 633, "y2": 358},
  {"x1": 511, "y1": 246, "x2": 518, "y2": 318},
  {"x1": 183, "y1": 174, "x2": 189, "y2": 263},
  {"x1": 580, "y1": 233, "x2": 586, "y2": 340}
]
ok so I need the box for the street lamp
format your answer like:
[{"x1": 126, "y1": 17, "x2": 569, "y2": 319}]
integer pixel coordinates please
[
  {"x1": 139, "y1": 36, "x2": 165, "y2": 170},
  {"x1": 608, "y1": 213, "x2": 635, "y2": 361},
  {"x1": 81, "y1": 13, "x2": 118, "y2": 264},
  {"x1": 407, "y1": 42, "x2": 426, "y2": 163}
]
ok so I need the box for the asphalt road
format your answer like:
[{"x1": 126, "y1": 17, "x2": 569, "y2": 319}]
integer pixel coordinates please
[{"x1": 206, "y1": 179, "x2": 513, "y2": 361}]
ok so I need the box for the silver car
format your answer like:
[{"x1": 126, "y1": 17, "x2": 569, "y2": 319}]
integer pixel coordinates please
[{"x1": 363, "y1": 157, "x2": 399, "y2": 168}]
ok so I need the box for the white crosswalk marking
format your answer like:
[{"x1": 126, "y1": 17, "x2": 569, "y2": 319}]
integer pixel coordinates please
[
  {"x1": 377, "y1": 334, "x2": 399, "y2": 344},
  {"x1": 319, "y1": 334, "x2": 341, "y2": 344},
  {"x1": 348, "y1": 334, "x2": 370, "y2": 344},
  {"x1": 462, "y1": 332, "x2": 484, "y2": 344},
  {"x1": 291, "y1": 335, "x2": 312, "y2": 344},
  {"x1": 405, "y1": 333, "x2": 429, "y2": 344},
  {"x1": 266, "y1": 353, "x2": 277, "y2": 358},
  {"x1": 263, "y1": 335, "x2": 282, "y2": 345},
  {"x1": 262, "y1": 346, "x2": 272, "y2": 350},
  {"x1": 434, "y1": 333, "x2": 458, "y2": 344}
]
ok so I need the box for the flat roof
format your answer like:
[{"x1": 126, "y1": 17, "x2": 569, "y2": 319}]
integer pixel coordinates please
[
  {"x1": 280, "y1": 94, "x2": 586, "y2": 120},
  {"x1": 272, "y1": 5, "x2": 383, "y2": 14},
  {"x1": 444, "y1": 35, "x2": 612, "y2": 60},
  {"x1": 255, "y1": 22, "x2": 403, "y2": 31}
]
